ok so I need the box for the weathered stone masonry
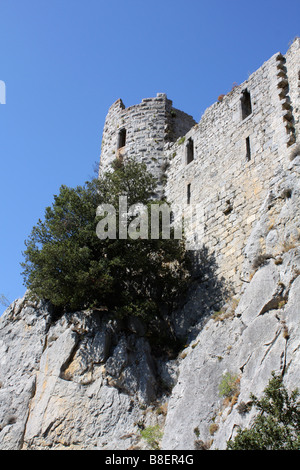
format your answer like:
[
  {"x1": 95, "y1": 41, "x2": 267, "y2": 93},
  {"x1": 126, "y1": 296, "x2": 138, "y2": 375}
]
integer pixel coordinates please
[
  {"x1": 100, "y1": 39, "x2": 300, "y2": 291},
  {"x1": 99, "y1": 93, "x2": 196, "y2": 189}
]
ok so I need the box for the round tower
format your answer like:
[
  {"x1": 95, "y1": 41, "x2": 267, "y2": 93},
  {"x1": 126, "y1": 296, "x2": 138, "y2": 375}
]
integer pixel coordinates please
[{"x1": 99, "y1": 93, "x2": 196, "y2": 192}]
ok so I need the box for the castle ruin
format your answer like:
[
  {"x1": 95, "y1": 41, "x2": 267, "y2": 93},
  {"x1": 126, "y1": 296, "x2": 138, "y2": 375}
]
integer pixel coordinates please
[{"x1": 99, "y1": 39, "x2": 300, "y2": 291}]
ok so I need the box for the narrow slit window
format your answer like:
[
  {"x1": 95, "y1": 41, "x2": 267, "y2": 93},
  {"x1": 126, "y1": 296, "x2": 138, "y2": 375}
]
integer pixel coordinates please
[
  {"x1": 246, "y1": 136, "x2": 251, "y2": 161},
  {"x1": 186, "y1": 138, "x2": 194, "y2": 165},
  {"x1": 241, "y1": 89, "x2": 252, "y2": 120},
  {"x1": 187, "y1": 183, "x2": 191, "y2": 205},
  {"x1": 117, "y1": 128, "x2": 126, "y2": 149}
]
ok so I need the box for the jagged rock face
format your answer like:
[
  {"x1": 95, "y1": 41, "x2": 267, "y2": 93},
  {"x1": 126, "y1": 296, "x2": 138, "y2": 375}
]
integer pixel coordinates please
[
  {"x1": 0, "y1": 299, "x2": 51, "y2": 449},
  {"x1": 2, "y1": 246, "x2": 299, "y2": 450},
  {"x1": 162, "y1": 250, "x2": 300, "y2": 450},
  {"x1": 242, "y1": 156, "x2": 300, "y2": 280},
  {"x1": 0, "y1": 304, "x2": 165, "y2": 450},
  {"x1": 161, "y1": 158, "x2": 300, "y2": 450}
]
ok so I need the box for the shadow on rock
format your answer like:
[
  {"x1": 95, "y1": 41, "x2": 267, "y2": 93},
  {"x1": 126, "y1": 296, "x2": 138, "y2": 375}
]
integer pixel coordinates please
[{"x1": 169, "y1": 245, "x2": 233, "y2": 342}]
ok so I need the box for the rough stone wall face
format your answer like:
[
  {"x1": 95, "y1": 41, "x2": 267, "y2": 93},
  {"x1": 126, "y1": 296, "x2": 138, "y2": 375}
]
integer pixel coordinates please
[
  {"x1": 99, "y1": 93, "x2": 196, "y2": 191},
  {"x1": 164, "y1": 40, "x2": 300, "y2": 291},
  {"x1": 285, "y1": 39, "x2": 300, "y2": 144},
  {"x1": 99, "y1": 40, "x2": 300, "y2": 292}
]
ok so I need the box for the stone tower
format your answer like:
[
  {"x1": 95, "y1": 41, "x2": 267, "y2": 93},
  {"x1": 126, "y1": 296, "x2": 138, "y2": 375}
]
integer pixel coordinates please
[{"x1": 99, "y1": 93, "x2": 196, "y2": 193}]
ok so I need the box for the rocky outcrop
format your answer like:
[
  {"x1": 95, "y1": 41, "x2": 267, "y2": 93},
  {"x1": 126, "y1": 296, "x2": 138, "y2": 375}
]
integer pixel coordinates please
[
  {"x1": 0, "y1": 304, "x2": 166, "y2": 450},
  {"x1": 1, "y1": 159, "x2": 299, "y2": 450},
  {"x1": 162, "y1": 156, "x2": 300, "y2": 450},
  {"x1": 162, "y1": 250, "x2": 300, "y2": 450}
]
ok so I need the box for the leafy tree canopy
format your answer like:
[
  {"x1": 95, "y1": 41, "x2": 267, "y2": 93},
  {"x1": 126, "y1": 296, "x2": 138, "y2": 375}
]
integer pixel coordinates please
[
  {"x1": 21, "y1": 159, "x2": 190, "y2": 323},
  {"x1": 227, "y1": 372, "x2": 300, "y2": 450}
]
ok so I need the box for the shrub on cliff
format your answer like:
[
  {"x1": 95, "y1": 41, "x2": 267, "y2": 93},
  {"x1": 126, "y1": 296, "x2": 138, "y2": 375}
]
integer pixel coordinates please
[
  {"x1": 227, "y1": 373, "x2": 300, "y2": 450},
  {"x1": 21, "y1": 159, "x2": 190, "y2": 321}
]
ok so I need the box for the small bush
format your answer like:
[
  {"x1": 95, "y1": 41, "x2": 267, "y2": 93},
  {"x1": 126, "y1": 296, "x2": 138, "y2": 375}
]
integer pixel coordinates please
[
  {"x1": 282, "y1": 240, "x2": 298, "y2": 253},
  {"x1": 140, "y1": 425, "x2": 163, "y2": 450},
  {"x1": 209, "y1": 423, "x2": 219, "y2": 435},
  {"x1": 252, "y1": 253, "x2": 270, "y2": 270},
  {"x1": 155, "y1": 403, "x2": 168, "y2": 416},
  {"x1": 237, "y1": 401, "x2": 252, "y2": 415},
  {"x1": 194, "y1": 439, "x2": 212, "y2": 450},
  {"x1": 219, "y1": 372, "x2": 240, "y2": 399},
  {"x1": 212, "y1": 310, "x2": 224, "y2": 321}
]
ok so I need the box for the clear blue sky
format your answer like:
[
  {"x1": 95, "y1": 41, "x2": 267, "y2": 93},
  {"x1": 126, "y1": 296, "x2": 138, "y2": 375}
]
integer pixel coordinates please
[{"x1": 0, "y1": 0, "x2": 299, "y2": 314}]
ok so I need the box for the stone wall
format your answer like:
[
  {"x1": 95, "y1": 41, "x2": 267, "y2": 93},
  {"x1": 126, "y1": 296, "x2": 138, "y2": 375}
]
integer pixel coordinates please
[
  {"x1": 285, "y1": 38, "x2": 300, "y2": 144},
  {"x1": 164, "y1": 39, "x2": 300, "y2": 290},
  {"x1": 99, "y1": 39, "x2": 300, "y2": 292}
]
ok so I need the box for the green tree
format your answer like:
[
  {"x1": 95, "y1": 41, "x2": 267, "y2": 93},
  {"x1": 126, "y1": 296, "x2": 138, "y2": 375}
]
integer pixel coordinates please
[
  {"x1": 21, "y1": 159, "x2": 190, "y2": 322},
  {"x1": 227, "y1": 372, "x2": 300, "y2": 450}
]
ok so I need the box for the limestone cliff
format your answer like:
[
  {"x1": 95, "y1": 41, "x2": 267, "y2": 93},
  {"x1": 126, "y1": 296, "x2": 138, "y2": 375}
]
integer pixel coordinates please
[{"x1": 0, "y1": 156, "x2": 300, "y2": 450}]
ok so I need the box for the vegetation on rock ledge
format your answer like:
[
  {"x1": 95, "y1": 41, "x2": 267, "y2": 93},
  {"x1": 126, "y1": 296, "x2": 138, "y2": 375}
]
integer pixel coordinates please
[{"x1": 227, "y1": 373, "x2": 300, "y2": 450}]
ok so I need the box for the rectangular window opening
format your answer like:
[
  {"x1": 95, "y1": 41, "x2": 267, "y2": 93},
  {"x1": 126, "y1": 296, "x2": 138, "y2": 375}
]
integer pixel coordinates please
[
  {"x1": 246, "y1": 136, "x2": 251, "y2": 161},
  {"x1": 241, "y1": 89, "x2": 252, "y2": 120},
  {"x1": 117, "y1": 128, "x2": 126, "y2": 149},
  {"x1": 186, "y1": 138, "x2": 194, "y2": 165},
  {"x1": 187, "y1": 183, "x2": 191, "y2": 205}
]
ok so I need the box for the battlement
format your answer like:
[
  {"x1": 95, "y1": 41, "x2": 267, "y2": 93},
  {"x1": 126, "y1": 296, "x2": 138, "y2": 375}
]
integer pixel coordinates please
[{"x1": 99, "y1": 38, "x2": 300, "y2": 290}]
